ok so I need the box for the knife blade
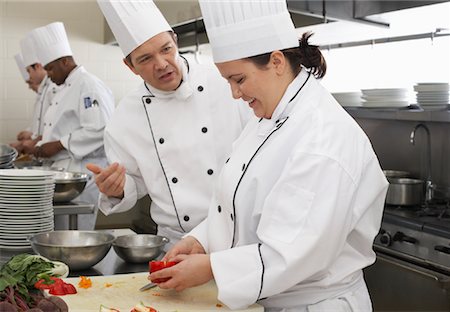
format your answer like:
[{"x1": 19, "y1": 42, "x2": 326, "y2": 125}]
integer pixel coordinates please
[{"x1": 139, "y1": 282, "x2": 157, "y2": 292}]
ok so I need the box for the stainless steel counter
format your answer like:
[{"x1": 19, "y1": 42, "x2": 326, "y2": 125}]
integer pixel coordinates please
[{"x1": 53, "y1": 201, "x2": 95, "y2": 230}]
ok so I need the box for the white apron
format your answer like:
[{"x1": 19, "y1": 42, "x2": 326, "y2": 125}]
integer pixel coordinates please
[
  {"x1": 189, "y1": 69, "x2": 388, "y2": 310},
  {"x1": 40, "y1": 66, "x2": 114, "y2": 230},
  {"x1": 99, "y1": 57, "x2": 252, "y2": 246}
]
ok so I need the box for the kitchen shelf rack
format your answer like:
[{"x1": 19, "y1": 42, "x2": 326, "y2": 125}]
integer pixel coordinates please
[{"x1": 345, "y1": 107, "x2": 450, "y2": 123}]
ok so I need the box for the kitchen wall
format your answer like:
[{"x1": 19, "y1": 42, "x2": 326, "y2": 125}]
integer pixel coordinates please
[
  {"x1": 0, "y1": 0, "x2": 140, "y2": 144},
  {"x1": 356, "y1": 117, "x2": 450, "y2": 199},
  {"x1": 0, "y1": 0, "x2": 144, "y2": 229}
]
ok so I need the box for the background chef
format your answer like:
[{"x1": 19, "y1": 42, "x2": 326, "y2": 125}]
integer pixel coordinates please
[
  {"x1": 154, "y1": 0, "x2": 389, "y2": 311},
  {"x1": 10, "y1": 34, "x2": 55, "y2": 154},
  {"x1": 89, "y1": 0, "x2": 251, "y2": 251},
  {"x1": 24, "y1": 21, "x2": 115, "y2": 230}
]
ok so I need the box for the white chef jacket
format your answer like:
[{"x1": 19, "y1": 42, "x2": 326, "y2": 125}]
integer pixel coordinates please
[
  {"x1": 99, "y1": 57, "x2": 251, "y2": 248},
  {"x1": 40, "y1": 65, "x2": 114, "y2": 230},
  {"x1": 189, "y1": 69, "x2": 389, "y2": 310},
  {"x1": 29, "y1": 75, "x2": 56, "y2": 139}
]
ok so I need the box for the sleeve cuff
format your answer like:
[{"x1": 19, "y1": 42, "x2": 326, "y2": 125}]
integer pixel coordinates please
[
  {"x1": 98, "y1": 175, "x2": 138, "y2": 216},
  {"x1": 211, "y1": 244, "x2": 262, "y2": 310}
]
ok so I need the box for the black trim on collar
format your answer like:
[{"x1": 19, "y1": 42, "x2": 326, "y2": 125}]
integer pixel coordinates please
[{"x1": 289, "y1": 71, "x2": 311, "y2": 103}]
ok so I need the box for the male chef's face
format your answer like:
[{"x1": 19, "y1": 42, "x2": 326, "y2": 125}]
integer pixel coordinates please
[
  {"x1": 44, "y1": 58, "x2": 67, "y2": 85},
  {"x1": 124, "y1": 32, "x2": 182, "y2": 92},
  {"x1": 26, "y1": 63, "x2": 45, "y2": 92}
]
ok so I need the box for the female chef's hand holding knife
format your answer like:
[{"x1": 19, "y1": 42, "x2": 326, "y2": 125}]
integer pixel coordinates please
[{"x1": 86, "y1": 163, "x2": 126, "y2": 198}]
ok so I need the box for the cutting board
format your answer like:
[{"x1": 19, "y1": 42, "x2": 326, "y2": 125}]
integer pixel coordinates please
[{"x1": 60, "y1": 272, "x2": 263, "y2": 312}]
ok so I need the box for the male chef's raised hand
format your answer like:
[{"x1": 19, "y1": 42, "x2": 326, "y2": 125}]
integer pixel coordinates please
[{"x1": 86, "y1": 162, "x2": 126, "y2": 199}]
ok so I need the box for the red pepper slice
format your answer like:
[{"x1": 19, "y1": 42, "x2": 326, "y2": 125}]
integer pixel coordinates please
[
  {"x1": 49, "y1": 281, "x2": 66, "y2": 295},
  {"x1": 63, "y1": 283, "x2": 77, "y2": 294},
  {"x1": 36, "y1": 277, "x2": 77, "y2": 295}
]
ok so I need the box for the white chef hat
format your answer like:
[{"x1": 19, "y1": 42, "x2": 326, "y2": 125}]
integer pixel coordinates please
[
  {"x1": 31, "y1": 22, "x2": 73, "y2": 67},
  {"x1": 199, "y1": 0, "x2": 299, "y2": 63},
  {"x1": 14, "y1": 53, "x2": 30, "y2": 81},
  {"x1": 97, "y1": 0, "x2": 172, "y2": 57},
  {"x1": 20, "y1": 34, "x2": 40, "y2": 67}
]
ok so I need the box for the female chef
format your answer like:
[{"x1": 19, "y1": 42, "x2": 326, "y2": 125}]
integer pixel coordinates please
[{"x1": 151, "y1": 1, "x2": 389, "y2": 311}]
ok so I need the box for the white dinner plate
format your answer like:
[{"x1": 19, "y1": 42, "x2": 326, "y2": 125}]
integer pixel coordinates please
[
  {"x1": 0, "y1": 180, "x2": 54, "y2": 186},
  {"x1": 0, "y1": 169, "x2": 55, "y2": 178},
  {"x1": 0, "y1": 205, "x2": 53, "y2": 216},
  {"x1": 361, "y1": 88, "x2": 408, "y2": 97},
  {"x1": 414, "y1": 84, "x2": 449, "y2": 92},
  {"x1": 0, "y1": 224, "x2": 54, "y2": 232},
  {"x1": 0, "y1": 227, "x2": 54, "y2": 236}
]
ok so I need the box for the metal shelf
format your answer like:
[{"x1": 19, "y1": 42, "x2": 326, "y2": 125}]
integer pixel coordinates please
[{"x1": 345, "y1": 107, "x2": 450, "y2": 123}]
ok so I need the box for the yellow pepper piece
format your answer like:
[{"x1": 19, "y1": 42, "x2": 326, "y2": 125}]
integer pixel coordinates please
[{"x1": 79, "y1": 275, "x2": 92, "y2": 289}]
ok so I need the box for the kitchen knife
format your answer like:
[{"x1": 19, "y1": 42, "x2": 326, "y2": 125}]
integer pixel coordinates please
[{"x1": 139, "y1": 282, "x2": 157, "y2": 291}]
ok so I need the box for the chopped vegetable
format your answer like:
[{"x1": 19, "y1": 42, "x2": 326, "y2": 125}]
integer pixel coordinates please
[
  {"x1": 149, "y1": 261, "x2": 177, "y2": 283},
  {"x1": 130, "y1": 301, "x2": 157, "y2": 312},
  {"x1": 35, "y1": 277, "x2": 77, "y2": 296},
  {"x1": 79, "y1": 276, "x2": 92, "y2": 289}
]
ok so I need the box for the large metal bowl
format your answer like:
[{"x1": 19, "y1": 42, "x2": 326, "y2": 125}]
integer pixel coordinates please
[
  {"x1": 53, "y1": 171, "x2": 88, "y2": 203},
  {"x1": 113, "y1": 234, "x2": 169, "y2": 263},
  {"x1": 21, "y1": 167, "x2": 88, "y2": 202},
  {"x1": 28, "y1": 231, "x2": 115, "y2": 270}
]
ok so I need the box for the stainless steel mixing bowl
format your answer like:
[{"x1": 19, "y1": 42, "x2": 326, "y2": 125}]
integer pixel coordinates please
[
  {"x1": 21, "y1": 167, "x2": 89, "y2": 202},
  {"x1": 53, "y1": 171, "x2": 88, "y2": 203},
  {"x1": 113, "y1": 234, "x2": 169, "y2": 263},
  {"x1": 28, "y1": 231, "x2": 115, "y2": 270}
]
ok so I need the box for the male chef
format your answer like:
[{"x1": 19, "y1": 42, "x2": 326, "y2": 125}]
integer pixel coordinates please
[
  {"x1": 10, "y1": 34, "x2": 55, "y2": 153},
  {"x1": 25, "y1": 22, "x2": 115, "y2": 230},
  {"x1": 89, "y1": 0, "x2": 251, "y2": 250}
]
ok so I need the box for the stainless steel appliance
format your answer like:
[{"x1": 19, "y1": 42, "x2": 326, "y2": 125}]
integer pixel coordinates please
[{"x1": 365, "y1": 204, "x2": 450, "y2": 311}]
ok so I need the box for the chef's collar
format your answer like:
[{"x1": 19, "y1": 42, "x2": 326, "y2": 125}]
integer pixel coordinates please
[
  {"x1": 144, "y1": 54, "x2": 193, "y2": 101},
  {"x1": 61, "y1": 65, "x2": 84, "y2": 87},
  {"x1": 257, "y1": 69, "x2": 310, "y2": 136}
]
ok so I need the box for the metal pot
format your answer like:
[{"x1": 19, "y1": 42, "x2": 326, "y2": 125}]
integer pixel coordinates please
[{"x1": 385, "y1": 177, "x2": 424, "y2": 206}]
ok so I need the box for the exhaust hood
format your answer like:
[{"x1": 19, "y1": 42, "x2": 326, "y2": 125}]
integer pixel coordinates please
[{"x1": 103, "y1": 0, "x2": 449, "y2": 49}]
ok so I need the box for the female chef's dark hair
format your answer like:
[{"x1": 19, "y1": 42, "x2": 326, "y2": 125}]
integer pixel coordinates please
[{"x1": 248, "y1": 32, "x2": 326, "y2": 79}]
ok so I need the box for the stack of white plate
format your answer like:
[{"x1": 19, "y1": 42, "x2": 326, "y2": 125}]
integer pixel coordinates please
[
  {"x1": 0, "y1": 169, "x2": 55, "y2": 250},
  {"x1": 361, "y1": 88, "x2": 410, "y2": 108},
  {"x1": 414, "y1": 83, "x2": 449, "y2": 111},
  {"x1": 0, "y1": 145, "x2": 17, "y2": 169},
  {"x1": 332, "y1": 92, "x2": 362, "y2": 107}
]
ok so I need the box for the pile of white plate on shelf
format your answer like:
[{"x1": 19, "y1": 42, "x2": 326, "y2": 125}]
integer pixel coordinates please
[
  {"x1": 360, "y1": 88, "x2": 410, "y2": 108},
  {"x1": 414, "y1": 83, "x2": 449, "y2": 111},
  {"x1": 0, "y1": 169, "x2": 55, "y2": 250},
  {"x1": 0, "y1": 145, "x2": 17, "y2": 169},
  {"x1": 332, "y1": 92, "x2": 362, "y2": 107}
]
